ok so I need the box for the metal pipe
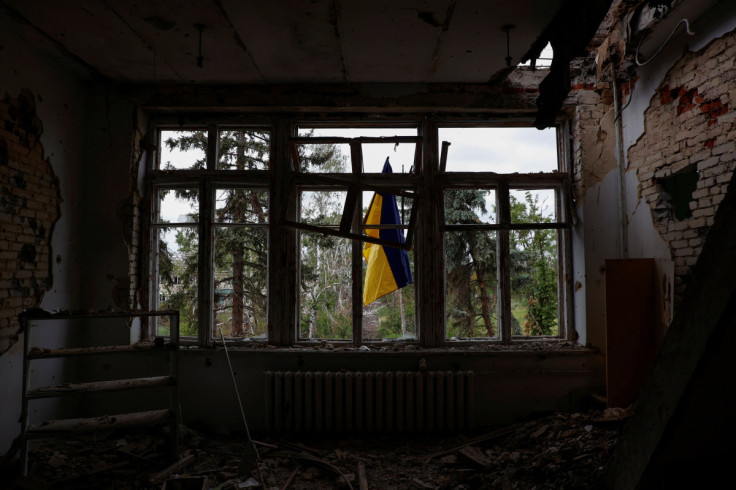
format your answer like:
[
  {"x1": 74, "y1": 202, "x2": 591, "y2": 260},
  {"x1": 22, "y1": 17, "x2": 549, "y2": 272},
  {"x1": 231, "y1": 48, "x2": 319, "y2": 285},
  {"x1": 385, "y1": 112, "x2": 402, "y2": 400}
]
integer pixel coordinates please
[{"x1": 611, "y1": 66, "x2": 629, "y2": 258}]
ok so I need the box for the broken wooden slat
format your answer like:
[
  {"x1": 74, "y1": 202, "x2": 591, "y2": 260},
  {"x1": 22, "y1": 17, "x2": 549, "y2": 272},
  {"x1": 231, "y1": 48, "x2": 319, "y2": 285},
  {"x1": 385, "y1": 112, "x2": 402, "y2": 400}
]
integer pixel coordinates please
[
  {"x1": 149, "y1": 453, "x2": 197, "y2": 483},
  {"x1": 283, "y1": 220, "x2": 411, "y2": 251},
  {"x1": 27, "y1": 376, "x2": 174, "y2": 399},
  {"x1": 357, "y1": 462, "x2": 368, "y2": 490},
  {"x1": 340, "y1": 188, "x2": 358, "y2": 233},
  {"x1": 289, "y1": 141, "x2": 302, "y2": 172},
  {"x1": 292, "y1": 173, "x2": 417, "y2": 199},
  {"x1": 439, "y1": 141, "x2": 451, "y2": 172},
  {"x1": 281, "y1": 467, "x2": 299, "y2": 490},
  {"x1": 282, "y1": 454, "x2": 354, "y2": 490},
  {"x1": 458, "y1": 446, "x2": 492, "y2": 468},
  {"x1": 26, "y1": 409, "x2": 173, "y2": 438},
  {"x1": 423, "y1": 422, "x2": 524, "y2": 462},
  {"x1": 290, "y1": 136, "x2": 421, "y2": 145},
  {"x1": 27, "y1": 343, "x2": 171, "y2": 359}
]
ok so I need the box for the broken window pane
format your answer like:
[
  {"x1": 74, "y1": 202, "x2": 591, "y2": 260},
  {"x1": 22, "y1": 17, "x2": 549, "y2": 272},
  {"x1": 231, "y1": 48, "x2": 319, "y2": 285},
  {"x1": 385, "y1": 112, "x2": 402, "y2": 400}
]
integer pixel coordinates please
[
  {"x1": 438, "y1": 127, "x2": 558, "y2": 173},
  {"x1": 297, "y1": 127, "x2": 418, "y2": 173},
  {"x1": 214, "y1": 227, "x2": 268, "y2": 339},
  {"x1": 218, "y1": 129, "x2": 270, "y2": 170},
  {"x1": 445, "y1": 230, "x2": 499, "y2": 340},
  {"x1": 510, "y1": 230, "x2": 560, "y2": 336},
  {"x1": 156, "y1": 227, "x2": 199, "y2": 337},
  {"x1": 159, "y1": 130, "x2": 208, "y2": 170},
  {"x1": 299, "y1": 231, "x2": 353, "y2": 341}
]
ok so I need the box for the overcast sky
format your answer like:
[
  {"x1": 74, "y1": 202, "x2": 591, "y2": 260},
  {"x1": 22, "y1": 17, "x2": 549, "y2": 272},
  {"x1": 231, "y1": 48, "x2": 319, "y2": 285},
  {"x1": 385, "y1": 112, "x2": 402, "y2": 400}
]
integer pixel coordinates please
[{"x1": 158, "y1": 126, "x2": 558, "y2": 223}]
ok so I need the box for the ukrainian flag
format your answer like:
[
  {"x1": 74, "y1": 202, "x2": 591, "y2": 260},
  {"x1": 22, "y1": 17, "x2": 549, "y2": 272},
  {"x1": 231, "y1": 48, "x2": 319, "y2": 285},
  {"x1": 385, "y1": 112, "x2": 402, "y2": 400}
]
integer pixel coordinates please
[{"x1": 363, "y1": 158, "x2": 413, "y2": 305}]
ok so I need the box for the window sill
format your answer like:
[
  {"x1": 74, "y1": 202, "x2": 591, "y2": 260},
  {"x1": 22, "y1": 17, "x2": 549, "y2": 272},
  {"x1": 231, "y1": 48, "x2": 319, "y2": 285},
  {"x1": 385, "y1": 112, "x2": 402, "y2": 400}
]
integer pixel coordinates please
[{"x1": 171, "y1": 339, "x2": 594, "y2": 354}]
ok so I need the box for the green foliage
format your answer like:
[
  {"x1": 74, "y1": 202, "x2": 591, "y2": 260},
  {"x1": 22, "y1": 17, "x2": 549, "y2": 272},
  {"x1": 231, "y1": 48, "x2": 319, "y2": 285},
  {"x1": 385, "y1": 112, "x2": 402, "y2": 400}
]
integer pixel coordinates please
[
  {"x1": 444, "y1": 189, "x2": 559, "y2": 338},
  {"x1": 510, "y1": 192, "x2": 559, "y2": 336},
  {"x1": 157, "y1": 130, "x2": 271, "y2": 338},
  {"x1": 445, "y1": 190, "x2": 498, "y2": 338},
  {"x1": 376, "y1": 285, "x2": 416, "y2": 339}
]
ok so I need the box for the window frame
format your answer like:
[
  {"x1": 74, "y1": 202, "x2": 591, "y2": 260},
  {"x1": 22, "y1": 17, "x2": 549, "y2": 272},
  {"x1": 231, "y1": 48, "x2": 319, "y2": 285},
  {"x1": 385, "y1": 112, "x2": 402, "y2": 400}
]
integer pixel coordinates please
[
  {"x1": 146, "y1": 123, "x2": 273, "y2": 347},
  {"x1": 144, "y1": 117, "x2": 573, "y2": 347}
]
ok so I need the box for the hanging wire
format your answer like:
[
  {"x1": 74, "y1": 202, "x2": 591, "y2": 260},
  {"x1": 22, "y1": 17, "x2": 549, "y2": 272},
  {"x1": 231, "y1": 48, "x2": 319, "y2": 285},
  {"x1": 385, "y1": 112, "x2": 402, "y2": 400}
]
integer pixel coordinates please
[
  {"x1": 219, "y1": 328, "x2": 264, "y2": 483},
  {"x1": 615, "y1": 18, "x2": 695, "y2": 121},
  {"x1": 635, "y1": 18, "x2": 694, "y2": 66},
  {"x1": 614, "y1": 80, "x2": 634, "y2": 123}
]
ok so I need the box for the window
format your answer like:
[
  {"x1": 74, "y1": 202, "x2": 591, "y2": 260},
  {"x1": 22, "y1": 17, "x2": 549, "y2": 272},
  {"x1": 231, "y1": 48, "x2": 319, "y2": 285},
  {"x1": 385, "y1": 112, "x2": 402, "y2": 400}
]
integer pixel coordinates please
[
  {"x1": 150, "y1": 127, "x2": 271, "y2": 344},
  {"x1": 440, "y1": 127, "x2": 567, "y2": 341},
  {"x1": 147, "y1": 120, "x2": 570, "y2": 346},
  {"x1": 293, "y1": 127, "x2": 418, "y2": 342}
]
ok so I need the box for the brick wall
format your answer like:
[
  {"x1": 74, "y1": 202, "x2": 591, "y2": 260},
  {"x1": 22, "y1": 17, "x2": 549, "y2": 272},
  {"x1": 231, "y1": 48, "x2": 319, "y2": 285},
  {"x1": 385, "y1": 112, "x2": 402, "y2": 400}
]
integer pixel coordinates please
[
  {"x1": 569, "y1": 82, "x2": 615, "y2": 202},
  {"x1": 0, "y1": 90, "x2": 61, "y2": 354},
  {"x1": 628, "y1": 29, "x2": 736, "y2": 299}
]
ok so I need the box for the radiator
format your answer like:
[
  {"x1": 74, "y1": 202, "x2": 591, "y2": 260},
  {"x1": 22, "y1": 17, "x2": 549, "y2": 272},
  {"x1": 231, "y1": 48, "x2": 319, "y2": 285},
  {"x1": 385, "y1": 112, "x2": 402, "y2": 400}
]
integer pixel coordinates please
[{"x1": 264, "y1": 371, "x2": 474, "y2": 432}]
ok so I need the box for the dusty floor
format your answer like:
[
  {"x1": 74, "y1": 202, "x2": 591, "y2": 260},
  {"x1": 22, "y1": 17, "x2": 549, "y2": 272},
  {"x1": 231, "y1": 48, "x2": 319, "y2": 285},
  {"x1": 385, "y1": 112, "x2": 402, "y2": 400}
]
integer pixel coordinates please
[{"x1": 12, "y1": 408, "x2": 626, "y2": 489}]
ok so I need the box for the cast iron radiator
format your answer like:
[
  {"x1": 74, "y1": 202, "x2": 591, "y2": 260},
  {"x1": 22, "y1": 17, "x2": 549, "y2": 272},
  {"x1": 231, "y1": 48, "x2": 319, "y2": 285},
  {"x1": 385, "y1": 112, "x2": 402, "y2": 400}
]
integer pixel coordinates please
[{"x1": 264, "y1": 370, "x2": 474, "y2": 432}]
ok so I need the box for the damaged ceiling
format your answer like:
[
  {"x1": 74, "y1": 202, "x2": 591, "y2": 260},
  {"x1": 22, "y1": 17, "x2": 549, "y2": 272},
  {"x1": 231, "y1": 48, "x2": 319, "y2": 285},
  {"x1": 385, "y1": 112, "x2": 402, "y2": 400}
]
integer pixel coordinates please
[{"x1": 3, "y1": 0, "x2": 566, "y2": 84}]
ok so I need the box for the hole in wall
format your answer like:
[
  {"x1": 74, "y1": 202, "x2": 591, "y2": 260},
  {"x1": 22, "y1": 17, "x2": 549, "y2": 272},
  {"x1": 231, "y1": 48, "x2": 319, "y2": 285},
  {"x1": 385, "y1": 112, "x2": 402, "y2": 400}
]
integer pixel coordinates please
[{"x1": 658, "y1": 165, "x2": 699, "y2": 220}]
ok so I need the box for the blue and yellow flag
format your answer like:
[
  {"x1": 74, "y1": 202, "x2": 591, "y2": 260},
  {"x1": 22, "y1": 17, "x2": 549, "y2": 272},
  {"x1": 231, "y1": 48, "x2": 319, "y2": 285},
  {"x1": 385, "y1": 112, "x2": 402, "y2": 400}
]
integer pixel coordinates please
[{"x1": 363, "y1": 158, "x2": 413, "y2": 305}]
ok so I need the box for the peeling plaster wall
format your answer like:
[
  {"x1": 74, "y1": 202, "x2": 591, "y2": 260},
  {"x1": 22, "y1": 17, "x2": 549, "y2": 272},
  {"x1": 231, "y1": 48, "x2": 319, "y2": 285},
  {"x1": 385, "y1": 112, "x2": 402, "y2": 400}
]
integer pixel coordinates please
[
  {"x1": 625, "y1": 18, "x2": 736, "y2": 303},
  {"x1": 0, "y1": 11, "x2": 90, "y2": 454},
  {"x1": 571, "y1": 4, "x2": 736, "y2": 351},
  {"x1": 568, "y1": 85, "x2": 619, "y2": 350}
]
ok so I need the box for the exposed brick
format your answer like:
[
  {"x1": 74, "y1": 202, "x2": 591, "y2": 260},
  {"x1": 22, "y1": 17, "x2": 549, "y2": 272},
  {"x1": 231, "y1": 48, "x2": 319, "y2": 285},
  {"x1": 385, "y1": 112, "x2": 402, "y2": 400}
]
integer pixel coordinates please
[{"x1": 0, "y1": 90, "x2": 60, "y2": 355}]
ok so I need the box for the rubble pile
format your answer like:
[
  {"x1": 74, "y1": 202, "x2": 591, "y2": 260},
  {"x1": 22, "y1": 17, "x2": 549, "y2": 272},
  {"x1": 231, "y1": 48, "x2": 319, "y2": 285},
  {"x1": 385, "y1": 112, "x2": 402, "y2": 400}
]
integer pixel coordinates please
[{"x1": 17, "y1": 408, "x2": 626, "y2": 489}]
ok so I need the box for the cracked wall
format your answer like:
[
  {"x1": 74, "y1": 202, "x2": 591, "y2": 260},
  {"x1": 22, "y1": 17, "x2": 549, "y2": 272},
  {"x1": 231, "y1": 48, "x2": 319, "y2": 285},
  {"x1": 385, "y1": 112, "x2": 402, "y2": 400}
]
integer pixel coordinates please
[
  {"x1": 628, "y1": 28, "x2": 736, "y2": 299},
  {"x1": 0, "y1": 90, "x2": 61, "y2": 355}
]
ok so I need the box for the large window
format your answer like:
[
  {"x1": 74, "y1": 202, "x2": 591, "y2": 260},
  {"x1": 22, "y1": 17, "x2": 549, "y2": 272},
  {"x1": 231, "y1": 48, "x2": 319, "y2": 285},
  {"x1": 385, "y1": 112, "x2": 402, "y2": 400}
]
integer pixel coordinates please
[
  {"x1": 147, "y1": 120, "x2": 570, "y2": 346},
  {"x1": 150, "y1": 127, "x2": 271, "y2": 344},
  {"x1": 293, "y1": 127, "x2": 418, "y2": 342},
  {"x1": 440, "y1": 127, "x2": 566, "y2": 341}
]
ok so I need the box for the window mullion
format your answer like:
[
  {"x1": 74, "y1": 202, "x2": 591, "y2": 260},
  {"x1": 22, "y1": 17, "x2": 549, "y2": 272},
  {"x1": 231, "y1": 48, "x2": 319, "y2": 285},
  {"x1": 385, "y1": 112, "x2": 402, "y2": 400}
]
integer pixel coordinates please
[
  {"x1": 269, "y1": 119, "x2": 296, "y2": 345},
  {"x1": 352, "y1": 190, "x2": 363, "y2": 346},
  {"x1": 199, "y1": 178, "x2": 214, "y2": 347},
  {"x1": 418, "y1": 118, "x2": 443, "y2": 347},
  {"x1": 497, "y1": 182, "x2": 512, "y2": 344},
  {"x1": 199, "y1": 124, "x2": 217, "y2": 346}
]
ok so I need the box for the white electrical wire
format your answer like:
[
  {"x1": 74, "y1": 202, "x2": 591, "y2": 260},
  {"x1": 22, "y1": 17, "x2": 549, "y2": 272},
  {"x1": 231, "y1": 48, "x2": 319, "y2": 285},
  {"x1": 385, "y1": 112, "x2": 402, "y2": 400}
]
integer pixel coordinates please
[
  {"x1": 635, "y1": 18, "x2": 695, "y2": 66},
  {"x1": 219, "y1": 328, "x2": 264, "y2": 482}
]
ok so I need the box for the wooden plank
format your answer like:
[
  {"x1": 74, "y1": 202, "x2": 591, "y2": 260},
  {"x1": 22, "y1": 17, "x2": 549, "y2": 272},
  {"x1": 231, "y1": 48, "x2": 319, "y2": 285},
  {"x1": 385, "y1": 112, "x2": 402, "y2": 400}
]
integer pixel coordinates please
[
  {"x1": 439, "y1": 141, "x2": 451, "y2": 172},
  {"x1": 19, "y1": 310, "x2": 180, "y2": 320},
  {"x1": 284, "y1": 221, "x2": 411, "y2": 251},
  {"x1": 423, "y1": 422, "x2": 524, "y2": 462},
  {"x1": 149, "y1": 454, "x2": 197, "y2": 484},
  {"x1": 291, "y1": 136, "x2": 421, "y2": 145},
  {"x1": 441, "y1": 222, "x2": 569, "y2": 231},
  {"x1": 340, "y1": 188, "x2": 358, "y2": 233},
  {"x1": 26, "y1": 410, "x2": 173, "y2": 438},
  {"x1": 27, "y1": 376, "x2": 174, "y2": 399},
  {"x1": 357, "y1": 462, "x2": 368, "y2": 490},
  {"x1": 291, "y1": 173, "x2": 417, "y2": 199},
  {"x1": 27, "y1": 343, "x2": 173, "y2": 359}
]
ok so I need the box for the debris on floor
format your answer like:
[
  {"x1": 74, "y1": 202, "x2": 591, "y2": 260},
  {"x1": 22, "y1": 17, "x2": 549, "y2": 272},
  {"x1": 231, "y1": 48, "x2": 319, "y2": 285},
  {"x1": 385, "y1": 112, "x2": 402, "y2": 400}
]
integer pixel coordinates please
[{"x1": 15, "y1": 408, "x2": 626, "y2": 489}]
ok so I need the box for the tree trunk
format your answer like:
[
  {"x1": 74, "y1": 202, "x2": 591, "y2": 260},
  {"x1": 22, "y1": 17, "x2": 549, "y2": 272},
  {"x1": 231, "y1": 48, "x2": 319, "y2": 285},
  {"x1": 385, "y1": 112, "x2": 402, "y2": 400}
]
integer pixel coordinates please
[
  {"x1": 310, "y1": 306, "x2": 317, "y2": 339},
  {"x1": 469, "y1": 249, "x2": 494, "y2": 337},
  {"x1": 231, "y1": 131, "x2": 246, "y2": 336},
  {"x1": 398, "y1": 287, "x2": 407, "y2": 336}
]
